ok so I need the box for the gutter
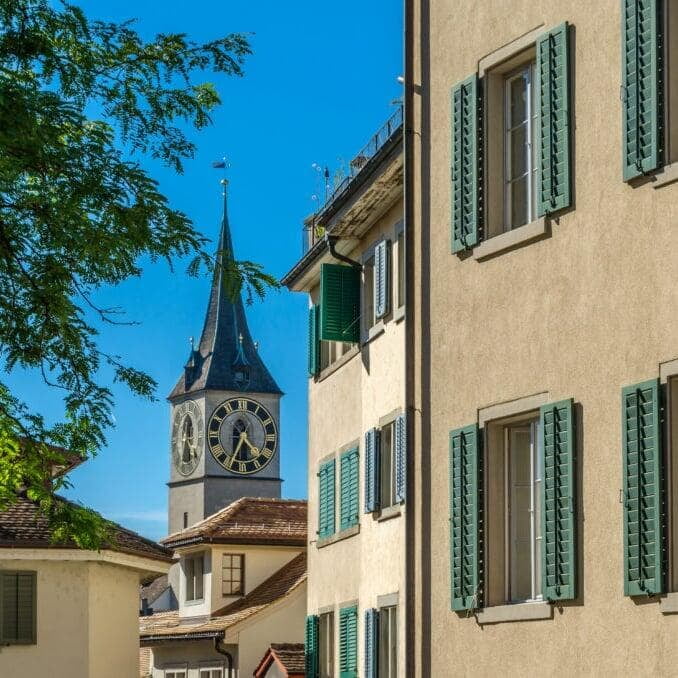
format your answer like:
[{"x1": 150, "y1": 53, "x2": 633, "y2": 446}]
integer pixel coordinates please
[
  {"x1": 214, "y1": 638, "x2": 234, "y2": 673},
  {"x1": 141, "y1": 630, "x2": 224, "y2": 643}
]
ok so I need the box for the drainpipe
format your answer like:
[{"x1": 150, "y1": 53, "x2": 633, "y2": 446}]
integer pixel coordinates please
[
  {"x1": 214, "y1": 637, "x2": 233, "y2": 677},
  {"x1": 325, "y1": 234, "x2": 362, "y2": 269}
]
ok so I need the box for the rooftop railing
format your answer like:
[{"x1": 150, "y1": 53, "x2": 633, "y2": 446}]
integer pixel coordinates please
[{"x1": 302, "y1": 106, "x2": 403, "y2": 254}]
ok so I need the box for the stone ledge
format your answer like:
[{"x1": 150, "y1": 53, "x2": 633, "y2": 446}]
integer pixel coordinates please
[
  {"x1": 473, "y1": 217, "x2": 548, "y2": 262},
  {"x1": 476, "y1": 601, "x2": 552, "y2": 625},
  {"x1": 316, "y1": 523, "x2": 360, "y2": 549}
]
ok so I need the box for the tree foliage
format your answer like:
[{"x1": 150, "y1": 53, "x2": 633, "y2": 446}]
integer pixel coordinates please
[{"x1": 0, "y1": 0, "x2": 272, "y2": 547}]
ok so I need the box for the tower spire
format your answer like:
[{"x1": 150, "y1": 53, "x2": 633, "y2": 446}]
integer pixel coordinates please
[{"x1": 168, "y1": 182, "x2": 281, "y2": 400}]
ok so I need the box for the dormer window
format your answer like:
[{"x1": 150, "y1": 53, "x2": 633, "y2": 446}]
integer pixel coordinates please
[{"x1": 233, "y1": 366, "x2": 250, "y2": 390}]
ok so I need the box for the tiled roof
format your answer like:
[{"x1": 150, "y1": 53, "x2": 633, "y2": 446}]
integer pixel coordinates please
[
  {"x1": 162, "y1": 497, "x2": 307, "y2": 548},
  {"x1": 140, "y1": 552, "x2": 306, "y2": 641},
  {"x1": 140, "y1": 574, "x2": 169, "y2": 605},
  {"x1": 271, "y1": 644, "x2": 306, "y2": 673},
  {"x1": 0, "y1": 494, "x2": 173, "y2": 564}
]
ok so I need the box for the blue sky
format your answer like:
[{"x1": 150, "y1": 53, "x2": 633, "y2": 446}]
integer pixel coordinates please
[{"x1": 12, "y1": 1, "x2": 403, "y2": 540}]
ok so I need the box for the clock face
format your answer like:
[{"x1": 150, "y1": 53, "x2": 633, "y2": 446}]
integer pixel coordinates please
[
  {"x1": 172, "y1": 401, "x2": 204, "y2": 476},
  {"x1": 207, "y1": 397, "x2": 277, "y2": 475}
]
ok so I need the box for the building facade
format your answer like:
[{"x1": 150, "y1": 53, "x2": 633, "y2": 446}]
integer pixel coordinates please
[
  {"x1": 283, "y1": 109, "x2": 406, "y2": 678},
  {"x1": 407, "y1": 0, "x2": 678, "y2": 675}
]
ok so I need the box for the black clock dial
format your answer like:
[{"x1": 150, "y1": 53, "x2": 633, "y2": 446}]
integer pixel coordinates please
[{"x1": 207, "y1": 398, "x2": 277, "y2": 475}]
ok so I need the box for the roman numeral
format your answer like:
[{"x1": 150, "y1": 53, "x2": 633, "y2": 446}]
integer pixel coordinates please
[
  {"x1": 211, "y1": 443, "x2": 224, "y2": 456},
  {"x1": 224, "y1": 402, "x2": 234, "y2": 414},
  {"x1": 261, "y1": 448, "x2": 273, "y2": 459},
  {"x1": 238, "y1": 462, "x2": 247, "y2": 473},
  {"x1": 252, "y1": 459, "x2": 262, "y2": 470},
  {"x1": 262, "y1": 417, "x2": 272, "y2": 427},
  {"x1": 237, "y1": 399, "x2": 247, "y2": 411},
  {"x1": 265, "y1": 434, "x2": 275, "y2": 442}
]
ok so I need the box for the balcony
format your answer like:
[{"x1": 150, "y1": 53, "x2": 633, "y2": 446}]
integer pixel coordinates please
[{"x1": 302, "y1": 106, "x2": 403, "y2": 254}]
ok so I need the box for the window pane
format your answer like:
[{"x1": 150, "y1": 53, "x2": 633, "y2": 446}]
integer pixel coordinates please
[
  {"x1": 379, "y1": 609, "x2": 389, "y2": 678},
  {"x1": 509, "y1": 125, "x2": 528, "y2": 179},
  {"x1": 364, "y1": 258, "x2": 375, "y2": 330},
  {"x1": 390, "y1": 607, "x2": 397, "y2": 678},
  {"x1": 509, "y1": 74, "x2": 527, "y2": 125},
  {"x1": 509, "y1": 427, "x2": 532, "y2": 602},
  {"x1": 380, "y1": 424, "x2": 394, "y2": 508},
  {"x1": 319, "y1": 612, "x2": 334, "y2": 678},
  {"x1": 195, "y1": 557, "x2": 204, "y2": 600},
  {"x1": 510, "y1": 178, "x2": 529, "y2": 229},
  {"x1": 397, "y1": 232, "x2": 404, "y2": 308}
]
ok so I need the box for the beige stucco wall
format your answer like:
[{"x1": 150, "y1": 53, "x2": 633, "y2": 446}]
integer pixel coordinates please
[
  {"x1": 0, "y1": 555, "x2": 166, "y2": 678},
  {"x1": 413, "y1": 1, "x2": 678, "y2": 676},
  {"x1": 307, "y1": 194, "x2": 406, "y2": 675}
]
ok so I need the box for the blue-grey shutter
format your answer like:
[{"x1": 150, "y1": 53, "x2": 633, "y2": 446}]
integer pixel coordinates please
[
  {"x1": 451, "y1": 74, "x2": 482, "y2": 253},
  {"x1": 395, "y1": 413, "x2": 406, "y2": 503},
  {"x1": 540, "y1": 399, "x2": 576, "y2": 601},
  {"x1": 622, "y1": 0, "x2": 663, "y2": 180},
  {"x1": 364, "y1": 608, "x2": 378, "y2": 678},
  {"x1": 622, "y1": 379, "x2": 665, "y2": 595},
  {"x1": 449, "y1": 424, "x2": 482, "y2": 611},
  {"x1": 364, "y1": 428, "x2": 380, "y2": 513},
  {"x1": 374, "y1": 240, "x2": 390, "y2": 319},
  {"x1": 305, "y1": 614, "x2": 319, "y2": 678},
  {"x1": 536, "y1": 22, "x2": 571, "y2": 216}
]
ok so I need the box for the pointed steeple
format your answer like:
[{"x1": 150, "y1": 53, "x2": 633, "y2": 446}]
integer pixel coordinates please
[{"x1": 169, "y1": 182, "x2": 281, "y2": 400}]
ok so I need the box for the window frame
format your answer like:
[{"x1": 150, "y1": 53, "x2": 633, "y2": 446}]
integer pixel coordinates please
[
  {"x1": 362, "y1": 254, "x2": 376, "y2": 334},
  {"x1": 164, "y1": 665, "x2": 188, "y2": 678},
  {"x1": 378, "y1": 605, "x2": 397, "y2": 678},
  {"x1": 379, "y1": 422, "x2": 397, "y2": 510},
  {"x1": 395, "y1": 226, "x2": 405, "y2": 310},
  {"x1": 184, "y1": 553, "x2": 205, "y2": 604},
  {"x1": 198, "y1": 663, "x2": 224, "y2": 678},
  {"x1": 318, "y1": 610, "x2": 335, "y2": 678},
  {"x1": 221, "y1": 553, "x2": 245, "y2": 596}
]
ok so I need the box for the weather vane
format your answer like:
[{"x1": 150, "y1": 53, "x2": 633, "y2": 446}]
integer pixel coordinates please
[{"x1": 212, "y1": 157, "x2": 230, "y2": 190}]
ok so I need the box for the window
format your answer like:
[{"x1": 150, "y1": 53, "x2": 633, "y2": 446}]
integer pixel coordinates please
[
  {"x1": 165, "y1": 670, "x2": 187, "y2": 678},
  {"x1": 184, "y1": 554, "x2": 204, "y2": 602},
  {"x1": 319, "y1": 611, "x2": 335, "y2": 678},
  {"x1": 363, "y1": 255, "x2": 376, "y2": 331},
  {"x1": 183, "y1": 512, "x2": 188, "y2": 529},
  {"x1": 504, "y1": 63, "x2": 537, "y2": 230},
  {"x1": 504, "y1": 421, "x2": 542, "y2": 602},
  {"x1": 396, "y1": 230, "x2": 404, "y2": 309},
  {"x1": 222, "y1": 554, "x2": 244, "y2": 596},
  {"x1": 379, "y1": 423, "x2": 397, "y2": 509},
  {"x1": 199, "y1": 669, "x2": 223, "y2": 678},
  {"x1": 378, "y1": 606, "x2": 397, "y2": 678},
  {"x1": 0, "y1": 571, "x2": 36, "y2": 644},
  {"x1": 320, "y1": 339, "x2": 353, "y2": 372}
]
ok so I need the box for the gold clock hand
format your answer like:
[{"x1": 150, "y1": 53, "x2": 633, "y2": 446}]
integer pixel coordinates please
[{"x1": 242, "y1": 434, "x2": 260, "y2": 456}]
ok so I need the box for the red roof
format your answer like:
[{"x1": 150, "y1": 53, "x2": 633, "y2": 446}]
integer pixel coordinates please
[{"x1": 254, "y1": 643, "x2": 306, "y2": 677}]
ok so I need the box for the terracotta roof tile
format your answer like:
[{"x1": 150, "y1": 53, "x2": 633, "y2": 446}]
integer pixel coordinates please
[
  {"x1": 140, "y1": 552, "x2": 306, "y2": 641},
  {"x1": 140, "y1": 574, "x2": 169, "y2": 606},
  {"x1": 271, "y1": 643, "x2": 306, "y2": 673},
  {"x1": 162, "y1": 497, "x2": 307, "y2": 548},
  {"x1": 0, "y1": 494, "x2": 173, "y2": 563}
]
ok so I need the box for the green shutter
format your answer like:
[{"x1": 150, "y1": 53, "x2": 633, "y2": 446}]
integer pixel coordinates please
[
  {"x1": 318, "y1": 460, "x2": 336, "y2": 539},
  {"x1": 450, "y1": 74, "x2": 481, "y2": 253},
  {"x1": 339, "y1": 605, "x2": 358, "y2": 678},
  {"x1": 537, "y1": 23, "x2": 571, "y2": 216},
  {"x1": 540, "y1": 399, "x2": 576, "y2": 601},
  {"x1": 340, "y1": 447, "x2": 359, "y2": 530},
  {"x1": 622, "y1": 379, "x2": 664, "y2": 596},
  {"x1": 320, "y1": 263, "x2": 361, "y2": 343},
  {"x1": 622, "y1": 0, "x2": 663, "y2": 180},
  {"x1": 449, "y1": 424, "x2": 482, "y2": 611},
  {"x1": 305, "y1": 615, "x2": 319, "y2": 678},
  {"x1": 0, "y1": 571, "x2": 36, "y2": 644},
  {"x1": 308, "y1": 305, "x2": 320, "y2": 377}
]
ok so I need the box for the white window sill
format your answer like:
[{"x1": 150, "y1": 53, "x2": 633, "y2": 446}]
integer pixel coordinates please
[
  {"x1": 476, "y1": 600, "x2": 552, "y2": 625},
  {"x1": 393, "y1": 305, "x2": 405, "y2": 323},
  {"x1": 473, "y1": 217, "x2": 548, "y2": 261},
  {"x1": 316, "y1": 345, "x2": 360, "y2": 382},
  {"x1": 376, "y1": 504, "x2": 402, "y2": 522},
  {"x1": 653, "y1": 161, "x2": 678, "y2": 189},
  {"x1": 316, "y1": 523, "x2": 360, "y2": 549},
  {"x1": 661, "y1": 592, "x2": 678, "y2": 614},
  {"x1": 364, "y1": 320, "x2": 385, "y2": 345}
]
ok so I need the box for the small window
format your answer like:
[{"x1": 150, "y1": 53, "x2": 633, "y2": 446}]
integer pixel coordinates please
[
  {"x1": 396, "y1": 230, "x2": 405, "y2": 309},
  {"x1": 320, "y1": 340, "x2": 353, "y2": 372},
  {"x1": 183, "y1": 512, "x2": 188, "y2": 529},
  {"x1": 319, "y1": 610, "x2": 335, "y2": 678},
  {"x1": 199, "y1": 669, "x2": 223, "y2": 678},
  {"x1": 380, "y1": 423, "x2": 397, "y2": 509},
  {"x1": 504, "y1": 63, "x2": 537, "y2": 231},
  {"x1": 184, "y1": 554, "x2": 204, "y2": 602},
  {"x1": 363, "y1": 255, "x2": 376, "y2": 332},
  {"x1": 378, "y1": 605, "x2": 397, "y2": 678},
  {"x1": 165, "y1": 670, "x2": 187, "y2": 678},
  {"x1": 222, "y1": 554, "x2": 244, "y2": 596},
  {"x1": 0, "y1": 571, "x2": 36, "y2": 645}
]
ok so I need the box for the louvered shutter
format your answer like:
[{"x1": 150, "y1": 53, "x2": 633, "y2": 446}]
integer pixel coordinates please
[
  {"x1": 340, "y1": 448, "x2": 360, "y2": 530},
  {"x1": 318, "y1": 460, "x2": 336, "y2": 539},
  {"x1": 320, "y1": 263, "x2": 361, "y2": 343},
  {"x1": 540, "y1": 399, "x2": 576, "y2": 601},
  {"x1": 364, "y1": 608, "x2": 378, "y2": 678},
  {"x1": 395, "y1": 413, "x2": 407, "y2": 503},
  {"x1": 305, "y1": 615, "x2": 319, "y2": 678},
  {"x1": 339, "y1": 605, "x2": 358, "y2": 678},
  {"x1": 0, "y1": 571, "x2": 36, "y2": 644},
  {"x1": 622, "y1": 0, "x2": 663, "y2": 180},
  {"x1": 451, "y1": 74, "x2": 482, "y2": 253},
  {"x1": 308, "y1": 305, "x2": 320, "y2": 377},
  {"x1": 622, "y1": 379, "x2": 665, "y2": 595},
  {"x1": 364, "y1": 428, "x2": 380, "y2": 513},
  {"x1": 449, "y1": 424, "x2": 482, "y2": 611},
  {"x1": 374, "y1": 240, "x2": 390, "y2": 319},
  {"x1": 537, "y1": 23, "x2": 571, "y2": 216}
]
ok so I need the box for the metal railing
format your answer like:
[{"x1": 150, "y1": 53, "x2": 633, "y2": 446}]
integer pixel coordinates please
[{"x1": 302, "y1": 106, "x2": 403, "y2": 254}]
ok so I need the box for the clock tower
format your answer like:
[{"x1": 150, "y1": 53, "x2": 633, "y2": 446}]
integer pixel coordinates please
[{"x1": 167, "y1": 181, "x2": 282, "y2": 535}]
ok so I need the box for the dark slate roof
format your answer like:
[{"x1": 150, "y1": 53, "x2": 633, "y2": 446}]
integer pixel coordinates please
[
  {"x1": 162, "y1": 497, "x2": 307, "y2": 548},
  {"x1": 168, "y1": 185, "x2": 281, "y2": 399},
  {"x1": 0, "y1": 494, "x2": 173, "y2": 564}
]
